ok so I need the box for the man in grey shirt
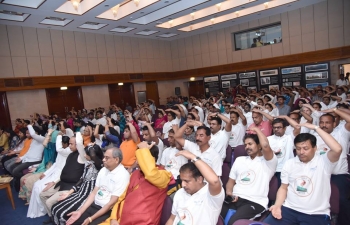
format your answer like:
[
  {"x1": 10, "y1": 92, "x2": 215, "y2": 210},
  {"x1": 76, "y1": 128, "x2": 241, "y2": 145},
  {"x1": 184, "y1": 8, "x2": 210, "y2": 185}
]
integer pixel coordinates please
[{"x1": 275, "y1": 96, "x2": 291, "y2": 116}]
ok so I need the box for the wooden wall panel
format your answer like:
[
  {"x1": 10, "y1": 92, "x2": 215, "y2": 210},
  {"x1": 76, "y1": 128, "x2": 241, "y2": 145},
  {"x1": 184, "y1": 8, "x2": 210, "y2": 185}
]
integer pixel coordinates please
[{"x1": 1, "y1": 46, "x2": 349, "y2": 92}]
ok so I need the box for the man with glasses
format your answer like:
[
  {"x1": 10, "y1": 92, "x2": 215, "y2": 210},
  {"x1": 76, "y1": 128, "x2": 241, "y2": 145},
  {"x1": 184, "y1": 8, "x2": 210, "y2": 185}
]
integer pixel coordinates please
[{"x1": 267, "y1": 118, "x2": 300, "y2": 187}]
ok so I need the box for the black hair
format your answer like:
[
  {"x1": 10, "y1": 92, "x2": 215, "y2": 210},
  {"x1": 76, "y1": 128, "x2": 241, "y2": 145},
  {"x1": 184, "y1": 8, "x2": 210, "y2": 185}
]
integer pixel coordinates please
[
  {"x1": 110, "y1": 118, "x2": 120, "y2": 126},
  {"x1": 294, "y1": 133, "x2": 316, "y2": 148},
  {"x1": 62, "y1": 136, "x2": 70, "y2": 145},
  {"x1": 187, "y1": 113, "x2": 195, "y2": 120},
  {"x1": 320, "y1": 113, "x2": 336, "y2": 123},
  {"x1": 264, "y1": 95, "x2": 272, "y2": 101},
  {"x1": 244, "y1": 103, "x2": 251, "y2": 110},
  {"x1": 16, "y1": 127, "x2": 28, "y2": 147},
  {"x1": 230, "y1": 111, "x2": 239, "y2": 118},
  {"x1": 24, "y1": 120, "x2": 30, "y2": 125},
  {"x1": 84, "y1": 144, "x2": 104, "y2": 170},
  {"x1": 97, "y1": 125, "x2": 104, "y2": 135},
  {"x1": 243, "y1": 133, "x2": 260, "y2": 145},
  {"x1": 168, "y1": 129, "x2": 175, "y2": 135},
  {"x1": 210, "y1": 117, "x2": 222, "y2": 125},
  {"x1": 179, "y1": 162, "x2": 203, "y2": 181},
  {"x1": 142, "y1": 126, "x2": 149, "y2": 131},
  {"x1": 272, "y1": 118, "x2": 288, "y2": 127},
  {"x1": 167, "y1": 111, "x2": 176, "y2": 119},
  {"x1": 33, "y1": 126, "x2": 41, "y2": 134},
  {"x1": 196, "y1": 126, "x2": 211, "y2": 136},
  {"x1": 4, "y1": 128, "x2": 17, "y2": 141},
  {"x1": 312, "y1": 102, "x2": 322, "y2": 109},
  {"x1": 289, "y1": 112, "x2": 301, "y2": 120},
  {"x1": 277, "y1": 95, "x2": 286, "y2": 100},
  {"x1": 96, "y1": 110, "x2": 103, "y2": 115},
  {"x1": 149, "y1": 145, "x2": 159, "y2": 161}
]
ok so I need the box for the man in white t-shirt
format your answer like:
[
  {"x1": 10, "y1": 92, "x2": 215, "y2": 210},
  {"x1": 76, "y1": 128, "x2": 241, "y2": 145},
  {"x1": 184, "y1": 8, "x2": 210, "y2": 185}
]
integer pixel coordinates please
[
  {"x1": 264, "y1": 123, "x2": 342, "y2": 225},
  {"x1": 267, "y1": 118, "x2": 299, "y2": 187},
  {"x1": 165, "y1": 150, "x2": 224, "y2": 225},
  {"x1": 221, "y1": 126, "x2": 277, "y2": 224},
  {"x1": 174, "y1": 121, "x2": 222, "y2": 177},
  {"x1": 95, "y1": 110, "x2": 107, "y2": 126},
  {"x1": 65, "y1": 148, "x2": 129, "y2": 225},
  {"x1": 228, "y1": 109, "x2": 247, "y2": 149},
  {"x1": 141, "y1": 122, "x2": 164, "y2": 165},
  {"x1": 335, "y1": 74, "x2": 349, "y2": 86},
  {"x1": 241, "y1": 103, "x2": 254, "y2": 128},
  {"x1": 160, "y1": 129, "x2": 188, "y2": 179},
  {"x1": 311, "y1": 109, "x2": 350, "y2": 224},
  {"x1": 162, "y1": 109, "x2": 181, "y2": 139},
  {"x1": 208, "y1": 112, "x2": 231, "y2": 160}
]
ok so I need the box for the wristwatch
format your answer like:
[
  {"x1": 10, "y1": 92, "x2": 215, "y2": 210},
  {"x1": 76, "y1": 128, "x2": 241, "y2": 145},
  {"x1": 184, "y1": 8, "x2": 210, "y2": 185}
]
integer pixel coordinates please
[{"x1": 191, "y1": 156, "x2": 201, "y2": 163}]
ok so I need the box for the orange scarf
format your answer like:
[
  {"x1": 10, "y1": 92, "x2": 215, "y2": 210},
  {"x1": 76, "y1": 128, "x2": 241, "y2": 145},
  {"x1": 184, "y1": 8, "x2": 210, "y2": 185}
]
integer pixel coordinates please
[{"x1": 83, "y1": 135, "x2": 91, "y2": 147}]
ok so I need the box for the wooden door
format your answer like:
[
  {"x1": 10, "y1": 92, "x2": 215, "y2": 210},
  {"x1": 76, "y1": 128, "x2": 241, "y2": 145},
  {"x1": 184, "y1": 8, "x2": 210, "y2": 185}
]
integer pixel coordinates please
[
  {"x1": 146, "y1": 81, "x2": 160, "y2": 106},
  {"x1": 46, "y1": 86, "x2": 84, "y2": 119},
  {"x1": 108, "y1": 83, "x2": 136, "y2": 109},
  {"x1": 0, "y1": 92, "x2": 12, "y2": 129},
  {"x1": 188, "y1": 80, "x2": 204, "y2": 99}
]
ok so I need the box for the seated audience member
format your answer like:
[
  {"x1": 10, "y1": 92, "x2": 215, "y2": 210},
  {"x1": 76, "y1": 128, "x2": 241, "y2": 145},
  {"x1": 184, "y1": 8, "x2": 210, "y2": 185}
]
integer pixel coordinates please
[
  {"x1": 228, "y1": 108, "x2": 247, "y2": 149},
  {"x1": 82, "y1": 125, "x2": 93, "y2": 147},
  {"x1": 248, "y1": 108, "x2": 273, "y2": 137},
  {"x1": 119, "y1": 122, "x2": 140, "y2": 171},
  {"x1": 95, "y1": 110, "x2": 107, "y2": 126},
  {"x1": 221, "y1": 127, "x2": 277, "y2": 224},
  {"x1": 208, "y1": 112, "x2": 232, "y2": 160},
  {"x1": 39, "y1": 134, "x2": 86, "y2": 221},
  {"x1": 264, "y1": 123, "x2": 342, "y2": 225},
  {"x1": 87, "y1": 112, "x2": 97, "y2": 125},
  {"x1": 0, "y1": 126, "x2": 9, "y2": 152},
  {"x1": 165, "y1": 150, "x2": 224, "y2": 225},
  {"x1": 275, "y1": 96, "x2": 291, "y2": 116},
  {"x1": 64, "y1": 147, "x2": 129, "y2": 225},
  {"x1": 174, "y1": 122, "x2": 222, "y2": 177},
  {"x1": 51, "y1": 144, "x2": 103, "y2": 225},
  {"x1": 141, "y1": 122, "x2": 164, "y2": 165},
  {"x1": 182, "y1": 123, "x2": 196, "y2": 143},
  {"x1": 11, "y1": 125, "x2": 45, "y2": 191},
  {"x1": 14, "y1": 118, "x2": 24, "y2": 134},
  {"x1": 154, "y1": 110, "x2": 167, "y2": 129},
  {"x1": 1, "y1": 127, "x2": 27, "y2": 174},
  {"x1": 19, "y1": 128, "x2": 59, "y2": 204},
  {"x1": 162, "y1": 108, "x2": 181, "y2": 139},
  {"x1": 267, "y1": 118, "x2": 299, "y2": 187},
  {"x1": 2, "y1": 128, "x2": 20, "y2": 153},
  {"x1": 102, "y1": 142, "x2": 171, "y2": 225}
]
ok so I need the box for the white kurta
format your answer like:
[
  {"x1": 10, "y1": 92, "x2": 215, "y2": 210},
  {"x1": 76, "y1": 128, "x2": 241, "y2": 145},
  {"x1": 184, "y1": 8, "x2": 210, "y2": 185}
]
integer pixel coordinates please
[{"x1": 27, "y1": 135, "x2": 72, "y2": 218}]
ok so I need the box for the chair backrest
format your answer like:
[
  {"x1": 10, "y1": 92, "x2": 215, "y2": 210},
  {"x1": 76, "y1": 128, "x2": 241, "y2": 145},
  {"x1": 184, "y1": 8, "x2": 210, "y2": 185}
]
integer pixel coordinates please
[
  {"x1": 221, "y1": 162, "x2": 231, "y2": 191},
  {"x1": 232, "y1": 145, "x2": 247, "y2": 164},
  {"x1": 224, "y1": 146, "x2": 232, "y2": 164},
  {"x1": 347, "y1": 153, "x2": 350, "y2": 173},
  {"x1": 216, "y1": 215, "x2": 224, "y2": 225},
  {"x1": 268, "y1": 176, "x2": 278, "y2": 201},
  {"x1": 330, "y1": 182, "x2": 340, "y2": 214},
  {"x1": 160, "y1": 196, "x2": 173, "y2": 225}
]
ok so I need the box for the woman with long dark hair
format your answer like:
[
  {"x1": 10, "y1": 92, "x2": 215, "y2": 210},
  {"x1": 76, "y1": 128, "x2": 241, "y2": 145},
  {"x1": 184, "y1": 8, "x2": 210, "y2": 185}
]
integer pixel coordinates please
[{"x1": 51, "y1": 144, "x2": 103, "y2": 225}]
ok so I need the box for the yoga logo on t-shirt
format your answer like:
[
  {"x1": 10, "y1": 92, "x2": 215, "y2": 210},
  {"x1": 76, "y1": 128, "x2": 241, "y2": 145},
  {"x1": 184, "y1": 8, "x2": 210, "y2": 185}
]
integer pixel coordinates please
[
  {"x1": 176, "y1": 208, "x2": 193, "y2": 225},
  {"x1": 239, "y1": 170, "x2": 256, "y2": 185},
  {"x1": 317, "y1": 144, "x2": 329, "y2": 155},
  {"x1": 166, "y1": 158, "x2": 178, "y2": 169},
  {"x1": 96, "y1": 185, "x2": 111, "y2": 200},
  {"x1": 272, "y1": 146, "x2": 284, "y2": 158},
  {"x1": 293, "y1": 176, "x2": 313, "y2": 197},
  {"x1": 230, "y1": 132, "x2": 236, "y2": 140}
]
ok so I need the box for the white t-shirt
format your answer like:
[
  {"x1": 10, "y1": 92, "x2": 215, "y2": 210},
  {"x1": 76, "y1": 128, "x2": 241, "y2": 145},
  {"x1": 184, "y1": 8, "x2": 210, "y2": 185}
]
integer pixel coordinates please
[
  {"x1": 313, "y1": 123, "x2": 349, "y2": 175},
  {"x1": 320, "y1": 101, "x2": 338, "y2": 110},
  {"x1": 172, "y1": 184, "x2": 224, "y2": 225},
  {"x1": 163, "y1": 118, "x2": 181, "y2": 139},
  {"x1": 267, "y1": 134, "x2": 295, "y2": 172},
  {"x1": 230, "y1": 155, "x2": 277, "y2": 209},
  {"x1": 96, "y1": 117, "x2": 107, "y2": 126},
  {"x1": 282, "y1": 153, "x2": 336, "y2": 215},
  {"x1": 336, "y1": 79, "x2": 349, "y2": 86},
  {"x1": 94, "y1": 164, "x2": 130, "y2": 207},
  {"x1": 184, "y1": 140, "x2": 222, "y2": 176},
  {"x1": 243, "y1": 111, "x2": 253, "y2": 128},
  {"x1": 195, "y1": 106, "x2": 204, "y2": 122},
  {"x1": 229, "y1": 123, "x2": 246, "y2": 148},
  {"x1": 156, "y1": 138, "x2": 164, "y2": 165},
  {"x1": 210, "y1": 129, "x2": 230, "y2": 159},
  {"x1": 161, "y1": 146, "x2": 188, "y2": 178}
]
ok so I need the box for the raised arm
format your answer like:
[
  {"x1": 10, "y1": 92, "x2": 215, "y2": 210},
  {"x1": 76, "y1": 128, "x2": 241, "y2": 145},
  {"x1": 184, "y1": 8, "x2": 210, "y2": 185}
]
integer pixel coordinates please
[
  {"x1": 248, "y1": 126, "x2": 274, "y2": 160},
  {"x1": 174, "y1": 123, "x2": 187, "y2": 147},
  {"x1": 127, "y1": 122, "x2": 139, "y2": 144},
  {"x1": 300, "y1": 123, "x2": 341, "y2": 163},
  {"x1": 176, "y1": 150, "x2": 222, "y2": 196},
  {"x1": 143, "y1": 121, "x2": 159, "y2": 144},
  {"x1": 165, "y1": 108, "x2": 181, "y2": 119},
  {"x1": 210, "y1": 112, "x2": 232, "y2": 132},
  {"x1": 231, "y1": 107, "x2": 247, "y2": 126},
  {"x1": 27, "y1": 124, "x2": 45, "y2": 143},
  {"x1": 276, "y1": 115, "x2": 301, "y2": 136},
  {"x1": 175, "y1": 104, "x2": 186, "y2": 118},
  {"x1": 252, "y1": 108, "x2": 274, "y2": 123}
]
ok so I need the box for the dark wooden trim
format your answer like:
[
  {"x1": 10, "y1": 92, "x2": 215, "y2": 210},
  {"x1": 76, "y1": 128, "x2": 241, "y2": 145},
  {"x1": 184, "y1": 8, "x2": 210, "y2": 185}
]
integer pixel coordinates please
[{"x1": 0, "y1": 46, "x2": 349, "y2": 92}]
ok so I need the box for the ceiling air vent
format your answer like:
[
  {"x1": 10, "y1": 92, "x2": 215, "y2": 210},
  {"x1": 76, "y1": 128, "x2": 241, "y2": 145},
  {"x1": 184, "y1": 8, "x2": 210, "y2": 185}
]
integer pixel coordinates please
[
  {"x1": 22, "y1": 78, "x2": 33, "y2": 86},
  {"x1": 74, "y1": 76, "x2": 84, "y2": 83},
  {"x1": 129, "y1": 74, "x2": 144, "y2": 80},
  {"x1": 84, "y1": 75, "x2": 95, "y2": 82},
  {"x1": 4, "y1": 79, "x2": 21, "y2": 87}
]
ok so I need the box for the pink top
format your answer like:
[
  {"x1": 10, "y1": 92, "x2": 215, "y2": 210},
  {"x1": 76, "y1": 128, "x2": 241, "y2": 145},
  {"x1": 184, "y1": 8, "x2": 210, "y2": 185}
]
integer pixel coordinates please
[
  {"x1": 154, "y1": 115, "x2": 167, "y2": 129},
  {"x1": 248, "y1": 120, "x2": 272, "y2": 137}
]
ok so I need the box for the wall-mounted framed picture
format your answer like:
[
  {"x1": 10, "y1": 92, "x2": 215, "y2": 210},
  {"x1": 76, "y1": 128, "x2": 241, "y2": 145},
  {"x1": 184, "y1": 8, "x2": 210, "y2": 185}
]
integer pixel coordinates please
[
  {"x1": 222, "y1": 81, "x2": 231, "y2": 88},
  {"x1": 269, "y1": 85, "x2": 279, "y2": 91},
  {"x1": 247, "y1": 86, "x2": 257, "y2": 92},
  {"x1": 260, "y1": 77, "x2": 271, "y2": 85},
  {"x1": 239, "y1": 72, "x2": 256, "y2": 78},
  {"x1": 240, "y1": 79, "x2": 249, "y2": 86},
  {"x1": 221, "y1": 74, "x2": 237, "y2": 80},
  {"x1": 305, "y1": 71, "x2": 328, "y2": 80},
  {"x1": 306, "y1": 82, "x2": 329, "y2": 89},
  {"x1": 281, "y1": 66, "x2": 302, "y2": 75},
  {"x1": 204, "y1": 76, "x2": 219, "y2": 82},
  {"x1": 304, "y1": 63, "x2": 328, "y2": 72},
  {"x1": 260, "y1": 69, "x2": 278, "y2": 77}
]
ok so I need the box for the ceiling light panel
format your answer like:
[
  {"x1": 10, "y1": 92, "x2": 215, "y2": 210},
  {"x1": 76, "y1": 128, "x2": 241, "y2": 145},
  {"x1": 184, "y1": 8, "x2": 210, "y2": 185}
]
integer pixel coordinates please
[
  {"x1": 1, "y1": 0, "x2": 46, "y2": 8},
  {"x1": 0, "y1": 10, "x2": 30, "y2": 22},
  {"x1": 78, "y1": 22, "x2": 108, "y2": 30},
  {"x1": 130, "y1": 0, "x2": 209, "y2": 25},
  {"x1": 40, "y1": 17, "x2": 73, "y2": 26},
  {"x1": 110, "y1": 26, "x2": 135, "y2": 33},
  {"x1": 157, "y1": 33, "x2": 178, "y2": 38},
  {"x1": 136, "y1": 30, "x2": 159, "y2": 36},
  {"x1": 96, "y1": 0, "x2": 160, "y2": 21},
  {"x1": 55, "y1": 0, "x2": 105, "y2": 16},
  {"x1": 179, "y1": 0, "x2": 298, "y2": 32},
  {"x1": 157, "y1": 0, "x2": 257, "y2": 29}
]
